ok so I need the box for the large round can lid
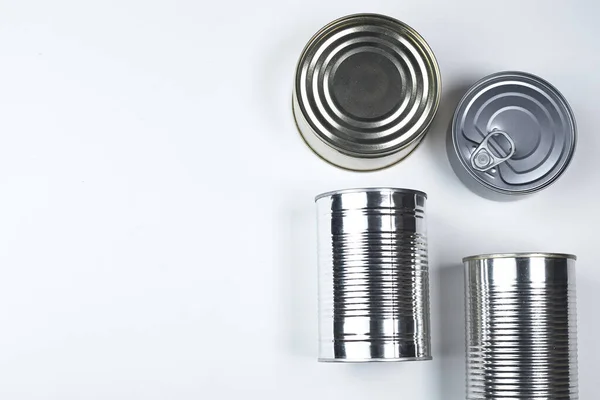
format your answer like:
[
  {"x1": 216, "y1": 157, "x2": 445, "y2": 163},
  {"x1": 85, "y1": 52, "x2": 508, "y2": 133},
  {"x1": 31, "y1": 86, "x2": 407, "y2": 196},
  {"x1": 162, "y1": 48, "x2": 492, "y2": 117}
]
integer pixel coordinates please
[
  {"x1": 294, "y1": 14, "x2": 441, "y2": 161},
  {"x1": 452, "y1": 71, "x2": 576, "y2": 195}
]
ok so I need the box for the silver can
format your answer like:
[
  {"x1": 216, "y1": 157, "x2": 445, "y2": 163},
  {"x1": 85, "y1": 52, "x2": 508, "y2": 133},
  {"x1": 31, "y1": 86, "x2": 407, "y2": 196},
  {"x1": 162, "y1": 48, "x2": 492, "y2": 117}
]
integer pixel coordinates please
[
  {"x1": 316, "y1": 188, "x2": 431, "y2": 362},
  {"x1": 449, "y1": 72, "x2": 577, "y2": 200},
  {"x1": 294, "y1": 14, "x2": 441, "y2": 171},
  {"x1": 464, "y1": 253, "x2": 578, "y2": 399}
]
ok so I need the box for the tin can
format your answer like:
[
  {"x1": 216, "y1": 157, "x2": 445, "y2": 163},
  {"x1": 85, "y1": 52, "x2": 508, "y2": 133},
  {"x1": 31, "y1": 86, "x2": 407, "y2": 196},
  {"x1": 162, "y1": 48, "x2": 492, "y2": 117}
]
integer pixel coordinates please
[
  {"x1": 316, "y1": 188, "x2": 431, "y2": 362},
  {"x1": 464, "y1": 253, "x2": 578, "y2": 399},
  {"x1": 449, "y1": 72, "x2": 577, "y2": 200},
  {"x1": 294, "y1": 14, "x2": 441, "y2": 171}
]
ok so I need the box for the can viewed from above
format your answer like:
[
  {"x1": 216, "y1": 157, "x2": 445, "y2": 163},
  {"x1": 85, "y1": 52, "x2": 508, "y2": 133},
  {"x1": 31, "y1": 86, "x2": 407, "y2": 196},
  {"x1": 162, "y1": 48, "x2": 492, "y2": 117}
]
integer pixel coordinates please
[
  {"x1": 448, "y1": 72, "x2": 577, "y2": 200},
  {"x1": 464, "y1": 253, "x2": 578, "y2": 399},
  {"x1": 294, "y1": 14, "x2": 441, "y2": 171},
  {"x1": 316, "y1": 188, "x2": 431, "y2": 362}
]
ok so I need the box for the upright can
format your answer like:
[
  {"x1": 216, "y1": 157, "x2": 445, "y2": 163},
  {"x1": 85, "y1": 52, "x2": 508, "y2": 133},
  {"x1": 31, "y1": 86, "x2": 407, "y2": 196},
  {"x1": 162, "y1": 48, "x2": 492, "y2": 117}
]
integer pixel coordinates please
[
  {"x1": 294, "y1": 14, "x2": 441, "y2": 171},
  {"x1": 449, "y1": 72, "x2": 577, "y2": 200},
  {"x1": 316, "y1": 188, "x2": 431, "y2": 362},
  {"x1": 464, "y1": 253, "x2": 578, "y2": 399}
]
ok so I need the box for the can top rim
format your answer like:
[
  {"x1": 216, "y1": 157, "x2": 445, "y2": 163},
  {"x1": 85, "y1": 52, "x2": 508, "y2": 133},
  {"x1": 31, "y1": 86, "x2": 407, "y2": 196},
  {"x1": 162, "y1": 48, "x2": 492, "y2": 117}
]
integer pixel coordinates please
[
  {"x1": 463, "y1": 252, "x2": 577, "y2": 262},
  {"x1": 315, "y1": 187, "x2": 427, "y2": 201}
]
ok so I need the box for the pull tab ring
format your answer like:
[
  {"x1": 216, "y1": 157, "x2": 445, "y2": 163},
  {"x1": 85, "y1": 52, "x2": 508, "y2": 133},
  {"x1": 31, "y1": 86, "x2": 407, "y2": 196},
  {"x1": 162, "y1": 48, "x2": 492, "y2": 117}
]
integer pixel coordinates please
[{"x1": 470, "y1": 130, "x2": 516, "y2": 172}]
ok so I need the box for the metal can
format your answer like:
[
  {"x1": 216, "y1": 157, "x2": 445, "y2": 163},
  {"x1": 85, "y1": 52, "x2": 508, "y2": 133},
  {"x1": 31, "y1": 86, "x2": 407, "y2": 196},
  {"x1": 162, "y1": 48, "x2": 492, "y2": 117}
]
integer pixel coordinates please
[
  {"x1": 449, "y1": 72, "x2": 577, "y2": 200},
  {"x1": 315, "y1": 188, "x2": 431, "y2": 362},
  {"x1": 294, "y1": 14, "x2": 441, "y2": 171},
  {"x1": 464, "y1": 253, "x2": 578, "y2": 399}
]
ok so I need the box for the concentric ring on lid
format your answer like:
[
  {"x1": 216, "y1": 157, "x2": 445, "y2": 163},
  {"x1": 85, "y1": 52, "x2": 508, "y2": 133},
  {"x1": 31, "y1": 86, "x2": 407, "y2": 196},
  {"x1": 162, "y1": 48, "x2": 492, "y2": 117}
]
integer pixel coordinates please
[
  {"x1": 293, "y1": 14, "x2": 441, "y2": 171},
  {"x1": 451, "y1": 71, "x2": 576, "y2": 195}
]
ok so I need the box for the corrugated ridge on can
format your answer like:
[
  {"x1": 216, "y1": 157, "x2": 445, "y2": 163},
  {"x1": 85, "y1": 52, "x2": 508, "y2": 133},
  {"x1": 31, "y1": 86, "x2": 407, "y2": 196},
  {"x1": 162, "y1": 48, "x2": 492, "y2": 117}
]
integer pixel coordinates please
[
  {"x1": 464, "y1": 253, "x2": 578, "y2": 399},
  {"x1": 316, "y1": 188, "x2": 431, "y2": 362},
  {"x1": 294, "y1": 14, "x2": 441, "y2": 171}
]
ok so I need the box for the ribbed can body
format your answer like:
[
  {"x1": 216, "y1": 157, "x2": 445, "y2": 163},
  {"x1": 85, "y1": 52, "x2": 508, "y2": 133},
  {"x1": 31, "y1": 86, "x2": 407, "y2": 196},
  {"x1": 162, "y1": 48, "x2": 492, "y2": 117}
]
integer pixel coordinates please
[
  {"x1": 315, "y1": 188, "x2": 431, "y2": 362},
  {"x1": 464, "y1": 253, "x2": 578, "y2": 399}
]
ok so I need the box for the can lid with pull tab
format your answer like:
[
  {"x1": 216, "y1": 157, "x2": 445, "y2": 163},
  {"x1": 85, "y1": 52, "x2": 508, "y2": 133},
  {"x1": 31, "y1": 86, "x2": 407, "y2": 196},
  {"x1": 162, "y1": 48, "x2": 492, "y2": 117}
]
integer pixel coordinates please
[{"x1": 451, "y1": 71, "x2": 577, "y2": 196}]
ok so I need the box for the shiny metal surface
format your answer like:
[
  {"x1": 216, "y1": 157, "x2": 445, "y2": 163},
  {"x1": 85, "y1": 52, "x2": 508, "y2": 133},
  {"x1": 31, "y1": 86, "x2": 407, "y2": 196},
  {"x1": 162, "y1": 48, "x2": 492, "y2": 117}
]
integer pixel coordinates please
[
  {"x1": 316, "y1": 188, "x2": 431, "y2": 362},
  {"x1": 464, "y1": 253, "x2": 578, "y2": 399},
  {"x1": 450, "y1": 71, "x2": 576, "y2": 199},
  {"x1": 294, "y1": 14, "x2": 441, "y2": 171}
]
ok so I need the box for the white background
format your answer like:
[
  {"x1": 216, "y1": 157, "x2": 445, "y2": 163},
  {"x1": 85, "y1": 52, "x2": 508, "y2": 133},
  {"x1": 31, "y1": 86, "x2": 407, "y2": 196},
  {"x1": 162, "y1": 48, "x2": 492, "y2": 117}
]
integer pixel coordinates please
[{"x1": 0, "y1": 0, "x2": 598, "y2": 398}]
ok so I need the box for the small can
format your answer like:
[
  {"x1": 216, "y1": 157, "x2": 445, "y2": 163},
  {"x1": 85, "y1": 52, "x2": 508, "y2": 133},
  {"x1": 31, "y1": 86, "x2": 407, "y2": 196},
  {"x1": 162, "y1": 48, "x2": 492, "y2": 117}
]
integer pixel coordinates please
[
  {"x1": 294, "y1": 14, "x2": 441, "y2": 171},
  {"x1": 448, "y1": 72, "x2": 577, "y2": 200},
  {"x1": 316, "y1": 188, "x2": 431, "y2": 362},
  {"x1": 464, "y1": 253, "x2": 578, "y2": 399}
]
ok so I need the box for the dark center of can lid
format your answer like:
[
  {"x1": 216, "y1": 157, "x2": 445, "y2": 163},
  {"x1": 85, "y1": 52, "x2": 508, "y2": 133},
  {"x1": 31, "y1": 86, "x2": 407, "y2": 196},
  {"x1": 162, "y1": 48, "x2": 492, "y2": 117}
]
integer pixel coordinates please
[{"x1": 331, "y1": 51, "x2": 402, "y2": 120}]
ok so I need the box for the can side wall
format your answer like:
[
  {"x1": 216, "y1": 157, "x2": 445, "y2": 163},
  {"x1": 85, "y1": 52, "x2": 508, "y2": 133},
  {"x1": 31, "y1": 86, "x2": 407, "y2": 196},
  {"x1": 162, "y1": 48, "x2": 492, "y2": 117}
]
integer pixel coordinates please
[
  {"x1": 316, "y1": 189, "x2": 431, "y2": 361},
  {"x1": 464, "y1": 256, "x2": 578, "y2": 399}
]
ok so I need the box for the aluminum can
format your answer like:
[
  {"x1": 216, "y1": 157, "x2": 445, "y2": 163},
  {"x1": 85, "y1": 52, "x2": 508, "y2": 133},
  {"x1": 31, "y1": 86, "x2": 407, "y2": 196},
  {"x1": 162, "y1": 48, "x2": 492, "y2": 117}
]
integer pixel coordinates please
[
  {"x1": 316, "y1": 188, "x2": 431, "y2": 361},
  {"x1": 294, "y1": 14, "x2": 441, "y2": 171},
  {"x1": 449, "y1": 72, "x2": 576, "y2": 200},
  {"x1": 464, "y1": 253, "x2": 578, "y2": 399}
]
